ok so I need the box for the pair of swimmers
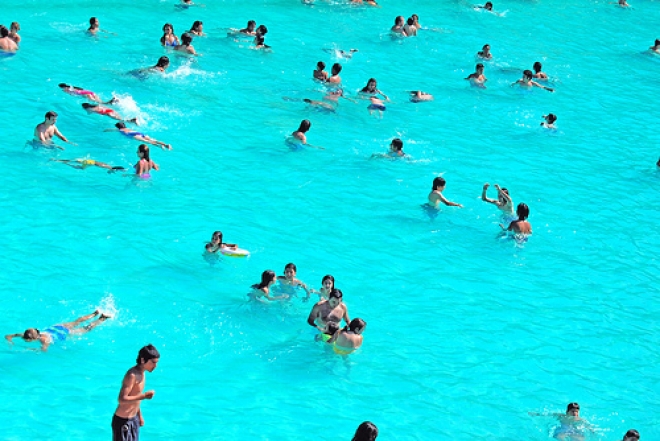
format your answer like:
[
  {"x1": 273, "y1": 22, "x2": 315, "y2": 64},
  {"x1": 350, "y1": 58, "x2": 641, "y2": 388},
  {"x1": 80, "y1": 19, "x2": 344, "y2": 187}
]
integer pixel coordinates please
[
  {"x1": 250, "y1": 263, "x2": 311, "y2": 302},
  {"x1": 391, "y1": 14, "x2": 420, "y2": 37},
  {"x1": 313, "y1": 62, "x2": 342, "y2": 83},
  {"x1": 0, "y1": 24, "x2": 19, "y2": 53}
]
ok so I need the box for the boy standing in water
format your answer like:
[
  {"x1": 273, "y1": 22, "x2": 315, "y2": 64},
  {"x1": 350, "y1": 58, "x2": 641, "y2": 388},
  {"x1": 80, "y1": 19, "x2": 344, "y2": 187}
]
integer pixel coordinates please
[
  {"x1": 112, "y1": 345, "x2": 160, "y2": 441},
  {"x1": 428, "y1": 177, "x2": 463, "y2": 208},
  {"x1": 500, "y1": 203, "x2": 532, "y2": 234}
]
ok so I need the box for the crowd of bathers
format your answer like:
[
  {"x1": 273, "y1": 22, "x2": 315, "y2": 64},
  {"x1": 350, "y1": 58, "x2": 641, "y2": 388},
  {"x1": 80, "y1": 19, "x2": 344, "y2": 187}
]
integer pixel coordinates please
[{"x1": 1, "y1": 0, "x2": 657, "y2": 439}]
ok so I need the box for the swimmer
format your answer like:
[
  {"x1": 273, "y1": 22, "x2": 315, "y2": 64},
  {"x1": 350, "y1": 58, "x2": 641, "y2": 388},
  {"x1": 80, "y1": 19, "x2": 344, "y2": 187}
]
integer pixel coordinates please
[
  {"x1": 409, "y1": 90, "x2": 434, "y2": 102},
  {"x1": 5, "y1": 310, "x2": 109, "y2": 351},
  {"x1": 59, "y1": 83, "x2": 117, "y2": 104},
  {"x1": 301, "y1": 88, "x2": 356, "y2": 111},
  {"x1": 313, "y1": 61, "x2": 328, "y2": 81},
  {"x1": 88, "y1": 17, "x2": 100, "y2": 35},
  {"x1": 175, "y1": 33, "x2": 198, "y2": 55},
  {"x1": 134, "y1": 144, "x2": 159, "y2": 177},
  {"x1": 465, "y1": 63, "x2": 487, "y2": 88},
  {"x1": 360, "y1": 78, "x2": 389, "y2": 101},
  {"x1": 239, "y1": 20, "x2": 257, "y2": 36},
  {"x1": 51, "y1": 158, "x2": 127, "y2": 173},
  {"x1": 388, "y1": 138, "x2": 405, "y2": 157},
  {"x1": 403, "y1": 17, "x2": 417, "y2": 37},
  {"x1": 532, "y1": 61, "x2": 548, "y2": 80},
  {"x1": 617, "y1": 0, "x2": 630, "y2": 7},
  {"x1": 82, "y1": 103, "x2": 138, "y2": 124},
  {"x1": 112, "y1": 345, "x2": 159, "y2": 441},
  {"x1": 205, "y1": 231, "x2": 238, "y2": 253},
  {"x1": 254, "y1": 25, "x2": 270, "y2": 49},
  {"x1": 290, "y1": 119, "x2": 322, "y2": 148},
  {"x1": 311, "y1": 274, "x2": 335, "y2": 300},
  {"x1": 188, "y1": 20, "x2": 205, "y2": 36},
  {"x1": 351, "y1": 0, "x2": 379, "y2": 5},
  {"x1": 500, "y1": 203, "x2": 532, "y2": 234},
  {"x1": 649, "y1": 39, "x2": 660, "y2": 53},
  {"x1": 512, "y1": 70, "x2": 554, "y2": 91},
  {"x1": 107, "y1": 122, "x2": 172, "y2": 150},
  {"x1": 541, "y1": 113, "x2": 557, "y2": 129},
  {"x1": 367, "y1": 97, "x2": 386, "y2": 117},
  {"x1": 250, "y1": 270, "x2": 289, "y2": 302},
  {"x1": 411, "y1": 14, "x2": 421, "y2": 29},
  {"x1": 391, "y1": 16, "x2": 407, "y2": 36},
  {"x1": 8, "y1": 22, "x2": 21, "y2": 44},
  {"x1": 328, "y1": 318, "x2": 366, "y2": 354},
  {"x1": 34, "y1": 111, "x2": 73, "y2": 148},
  {"x1": 621, "y1": 429, "x2": 640, "y2": 441},
  {"x1": 428, "y1": 177, "x2": 463, "y2": 208},
  {"x1": 530, "y1": 403, "x2": 593, "y2": 441},
  {"x1": 323, "y1": 48, "x2": 359, "y2": 59},
  {"x1": 0, "y1": 25, "x2": 18, "y2": 53},
  {"x1": 478, "y1": 1, "x2": 493, "y2": 11},
  {"x1": 352, "y1": 422, "x2": 379, "y2": 441},
  {"x1": 151, "y1": 56, "x2": 170, "y2": 72},
  {"x1": 481, "y1": 183, "x2": 514, "y2": 215},
  {"x1": 327, "y1": 63, "x2": 342, "y2": 83},
  {"x1": 277, "y1": 263, "x2": 311, "y2": 299},
  {"x1": 307, "y1": 288, "x2": 350, "y2": 331},
  {"x1": 477, "y1": 44, "x2": 492, "y2": 60},
  {"x1": 161, "y1": 23, "x2": 179, "y2": 47}
]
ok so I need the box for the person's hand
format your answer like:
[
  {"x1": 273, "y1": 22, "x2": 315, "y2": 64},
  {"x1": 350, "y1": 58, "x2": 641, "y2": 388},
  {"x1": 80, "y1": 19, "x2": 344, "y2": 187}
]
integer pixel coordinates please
[
  {"x1": 457, "y1": 204, "x2": 464, "y2": 208},
  {"x1": 139, "y1": 417, "x2": 145, "y2": 426},
  {"x1": 144, "y1": 390, "x2": 155, "y2": 399},
  {"x1": 494, "y1": 184, "x2": 501, "y2": 189},
  {"x1": 483, "y1": 183, "x2": 490, "y2": 190}
]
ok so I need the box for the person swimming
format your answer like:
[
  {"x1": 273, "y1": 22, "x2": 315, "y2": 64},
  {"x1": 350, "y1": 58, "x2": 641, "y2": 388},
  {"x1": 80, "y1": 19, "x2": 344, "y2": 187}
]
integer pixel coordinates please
[
  {"x1": 175, "y1": 33, "x2": 198, "y2": 55},
  {"x1": 327, "y1": 63, "x2": 342, "y2": 84},
  {"x1": 59, "y1": 83, "x2": 116, "y2": 104},
  {"x1": 428, "y1": 176, "x2": 462, "y2": 208},
  {"x1": 409, "y1": 90, "x2": 433, "y2": 102},
  {"x1": 5, "y1": 310, "x2": 109, "y2": 351},
  {"x1": 134, "y1": 144, "x2": 159, "y2": 178},
  {"x1": 351, "y1": 422, "x2": 379, "y2": 441},
  {"x1": 161, "y1": 23, "x2": 179, "y2": 47},
  {"x1": 88, "y1": 17, "x2": 100, "y2": 35},
  {"x1": 532, "y1": 61, "x2": 548, "y2": 80},
  {"x1": 254, "y1": 25, "x2": 269, "y2": 49},
  {"x1": 500, "y1": 203, "x2": 532, "y2": 235},
  {"x1": 311, "y1": 275, "x2": 335, "y2": 300},
  {"x1": 360, "y1": 78, "x2": 389, "y2": 101},
  {"x1": 239, "y1": 20, "x2": 257, "y2": 35},
  {"x1": 465, "y1": 63, "x2": 487, "y2": 88},
  {"x1": 477, "y1": 44, "x2": 492, "y2": 60},
  {"x1": 276, "y1": 263, "x2": 311, "y2": 300},
  {"x1": 541, "y1": 113, "x2": 557, "y2": 129},
  {"x1": 481, "y1": 183, "x2": 514, "y2": 216},
  {"x1": 313, "y1": 61, "x2": 328, "y2": 81},
  {"x1": 620, "y1": 429, "x2": 640, "y2": 441},
  {"x1": 188, "y1": 20, "x2": 205, "y2": 36},
  {"x1": 289, "y1": 119, "x2": 323, "y2": 149},
  {"x1": 403, "y1": 17, "x2": 417, "y2": 37},
  {"x1": 391, "y1": 16, "x2": 407, "y2": 36},
  {"x1": 323, "y1": 48, "x2": 359, "y2": 59},
  {"x1": 512, "y1": 70, "x2": 554, "y2": 91},
  {"x1": 367, "y1": 97, "x2": 386, "y2": 117},
  {"x1": 82, "y1": 103, "x2": 137, "y2": 123},
  {"x1": 0, "y1": 25, "x2": 18, "y2": 53},
  {"x1": 307, "y1": 288, "x2": 350, "y2": 330},
  {"x1": 649, "y1": 39, "x2": 660, "y2": 53},
  {"x1": 109, "y1": 122, "x2": 172, "y2": 150},
  {"x1": 205, "y1": 231, "x2": 238, "y2": 253},
  {"x1": 52, "y1": 158, "x2": 127, "y2": 173},
  {"x1": 8, "y1": 22, "x2": 20, "y2": 44},
  {"x1": 249, "y1": 270, "x2": 289, "y2": 302}
]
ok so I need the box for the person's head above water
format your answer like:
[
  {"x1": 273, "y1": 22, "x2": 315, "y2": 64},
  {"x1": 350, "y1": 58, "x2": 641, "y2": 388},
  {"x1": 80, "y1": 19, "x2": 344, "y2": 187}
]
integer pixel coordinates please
[
  {"x1": 256, "y1": 24, "x2": 268, "y2": 35},
  {"x1": 138, "y1": 144, "x2": 151, "y2": 161},
  {"x1": 21, "y1": 328, "x2": 40, "y2": 341},
  {"x1": 331, "y1": 63, "x2": 342, "y2": 75},
  {"x1": 348, "y1": 318, "x2": 367, "y2": 333},
  {"x1": 0, "y1": 26, "x2": 9, "y2": 38},
  {"x1": 522, "y1": 69, "x2": 533, "y2": 80},
  {"x1": 137, "y1": 344, "x2": 160, "y2": 366},
  {"x1": 115, "y1": 122, "x2": 127, "y2": 129},
  {"x1": 328, "y1": 288, "x2": 343, "y2": 305},
  {"x1": 256, "y1": 270, "x2": 276, "y2": 289},
  {"x1": 432, "y1": 176, "x2": 446, "y2": 191},
  {"x1": 654, "y1": 39, "x2": 660, "y2": 47},
  {"x1": 10, "y1": 22, "x2": 20, "y2": 32},
  {"x1": 283, "y1": 262, "x2": 297, "y2": 278},
  {"x1": 246, "y1": 20, "x2": 256, "y2": 30},
  {"x1": 190, "y1": 20, "x2": 203, "y2": 32},
  {"x1": 484, "y1": 1, "x2": 493, "y2": 10},
  {"x1": 211, "y1": 231, "x2": 223, "y2": 243},
  {"x1": 407, "y1": 17, "x2": 415, "y2": 26},
  {"x1": 45, "y1": 110, "x2": 58, "y2": 122},
  {"x1": 156, "y1": 56, "x2": 170, "y2": 68},
  {"x1": 565, "y1": 402, "x2": 579, "y2": 416},
  {"x1": 622, "y1": 429, "x2": 640, "y2": 441},
  {"x1": 325, "y1": 321, "x2": 340, "y2": 335},
  {"x1": 533, "y1": 61, "x2": 543, "y2": 72},
  {"x1": 476, "y1": 63, "x2": 484, "y2": 73},
  {"x1": 394, "y1": 16, "x2": 405, "y2": 26},
  {"x1": 362, "y1": 78, "x2": 378, "y2": 92},
  {"x1": 180, "y1": 33, "x2": 193, "y2": 45},
  {"x1": 163, "y1": 23, "x2": 174, "y2": 33},
  {"x1": 316, "y1": 61, "x2": 326, "y2": 70},
  {"x1": 544, "y1": 113, "x2": 557, "y2": 124},
  {"x1": 390, "y1": 138, "x2": 403, "y2": 151},
  {"x1": 89, "y1": 17, "x2": 99, "y2": 27},
  {"x1": 81, "y1": 103, "x2": 96, "y2": 109},
  {"x1": 321, "y1": 274, "x2": 335, "y2": 291},
  {"x1": 352, "y1": 422, "x2": 379, "y2": 441},
  {"x1": 296, "y1": 119, "x2": 311, "y2": 133}
]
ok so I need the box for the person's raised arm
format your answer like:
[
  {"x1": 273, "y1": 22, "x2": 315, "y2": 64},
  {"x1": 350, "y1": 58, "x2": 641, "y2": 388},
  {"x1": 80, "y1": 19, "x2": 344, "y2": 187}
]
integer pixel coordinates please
[{"x1": 481, "y1": 183, "x2": 498, "y2": 204}]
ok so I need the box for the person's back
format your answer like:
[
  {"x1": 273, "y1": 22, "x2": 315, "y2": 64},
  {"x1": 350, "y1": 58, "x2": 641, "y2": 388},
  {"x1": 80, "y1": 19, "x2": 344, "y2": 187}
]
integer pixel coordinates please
[{"x1": 0, "y1": 26, "x2": 18, "y2": 52}]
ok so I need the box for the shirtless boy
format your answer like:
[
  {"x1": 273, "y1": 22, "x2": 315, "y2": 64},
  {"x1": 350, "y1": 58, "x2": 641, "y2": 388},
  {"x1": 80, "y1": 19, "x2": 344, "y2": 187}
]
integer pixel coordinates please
[
  {"x1": 0, "y1": 25, "x2": 18, "y2": 53},
  {"x1": 428, "y1": 177, "x2": 462, "y2": 208},
  {"x1": 112, "y1": 345, "x2": 160, "y2": 441},
  {"x1": 34, "y1": 111, "x2": 71, "y2": 147}
]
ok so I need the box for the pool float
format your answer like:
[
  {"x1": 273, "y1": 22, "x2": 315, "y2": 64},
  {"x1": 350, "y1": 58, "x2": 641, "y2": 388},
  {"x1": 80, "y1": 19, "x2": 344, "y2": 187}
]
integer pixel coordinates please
[{"x1": 220, "y1": 246, "x2": 250, "y2": 257}]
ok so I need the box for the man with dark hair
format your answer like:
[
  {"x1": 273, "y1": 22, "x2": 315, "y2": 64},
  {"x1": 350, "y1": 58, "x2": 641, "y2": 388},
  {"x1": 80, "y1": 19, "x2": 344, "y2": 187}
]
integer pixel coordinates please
[
  {"x1": 34, "y1": 111, "x2": 72, "y2": 147},
  {"x1": 112, "y1": 345, "x2": 160, "y2": 441},
  {"x1": 622, "y1": 429, "x2": 640, "y2": 441},
  {"x1": 0, "y1": 25, "x2": 18, "y2": 53}
]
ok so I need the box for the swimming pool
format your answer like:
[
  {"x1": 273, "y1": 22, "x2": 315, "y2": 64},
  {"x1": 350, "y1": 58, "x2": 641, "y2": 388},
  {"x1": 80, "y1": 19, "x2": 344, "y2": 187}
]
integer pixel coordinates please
[{"x1": 1, "y1": 0, "x2": 659, "y2": 439}]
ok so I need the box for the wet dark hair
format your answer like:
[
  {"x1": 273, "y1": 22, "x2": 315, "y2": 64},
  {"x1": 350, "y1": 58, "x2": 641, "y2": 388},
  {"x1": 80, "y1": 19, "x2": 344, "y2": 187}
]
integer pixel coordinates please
[
  {"x1": 432, "y1": 176, "x2": 446, "y2": 190},
  {"x1": 22, "y1": 328, "x2": 39, "y2": 341},
  {"x1": 81, "y1": 103, "x2": 94, "y2": 109},
  {"x1": 181, "y1": 33, "x2": 193, "y2": 45},
  {"x1": 156, "y1": 56, "x2": 170, "y2": 68},
  {"x1": 394, "y1": 16, "x2": 404, "y2": 25},
  {"x1": 297, "y1": 120, "x2": 311, "y2": 133},
  {"x1": 321, "y1": 274, "x2": 335, "y2": 288},
  {"x1": 317, "y1": 61, "x2": 326, "y2": 70},
  {"x1": 89, "y1": 17, "x2": 98, "y2": 25},
  {"x1": 163, "y1": 23, "x2": 174, "y2": 32},
  {"x1": 348, "y1": 318, "x2": 366, "y2": 332},
  {"x1": 284, "y1": 263, "x2": 297, "y2": 272},
  {"x1": 533, "y1": 61, "x2": 543, "y2": 72},
  {"x1": 138, "y1": 144, "x2": 151, "y2": 162},
  {"x1": 407, "y1": 17, "x2": 414, "y2": 26},
  {"x1": 523, "y1": 69, "x2": 533, "y2": 78},
  {"x1": 623, "y1": 429, "x2": 640, "y2": 440},
  {"x1": 329, "y1": 288, "x2": 343, "y2": 300},
  {"x1": 352, "y1": 422, "x2": 378, "y2": 441},
  {"x1": 655, "y1": 39, "x2": 660, "y2": 46},
  {"x1": 325, "y1": 322, "x2": 340, "y2": 335},
  {"x1": 476, "y1": 63, "x2": 484, "y2": 70},
  {"x1": 331, "y1": 63, "x2": 342, "y2": 75},
  {"x1": 211, "y1": 231, "x2": 223, "y2": 242},
  {"x1": 45, "y1": 111, "x2": 58, "y2": 119},
  {"x1": 0, "y1": 26, "x2": 9, "y2": 38},
  {"x1": 485, "y1": 1, "x2": 493, "y2": 9},
  {"x1": 391, "y1": 138, "x2": 403, "y2": 151},
  {"x1": 247, "y1": 20, "x2": 256, "y2": 27},
  {"x1": 191, "y1": 20, "x2": 203, "y2": 31},
  {"x1": 115, "y1": 122, "x2": 126, "y2": 129},
  {"x1": 546, "y1": 113, "x2": 557, "y2": 123},
  {"x1": 137, "y1": 344, "x2": 160, "y2": 364},
  {"x1": 361, "y1": 78, "x2": 377, "y2": 92},
  {"x1": 58, "y1": 83, "x2": 69, "y2": 88},
  {"x1": 253, "y1": 270, "x2": 276, "y2": 289},
  {"x1": 517, "y1": 203, "x2": 530, "y2": 220},
  {"x1": 256, "y1": 25, "x2": 268, "y2": 35}
]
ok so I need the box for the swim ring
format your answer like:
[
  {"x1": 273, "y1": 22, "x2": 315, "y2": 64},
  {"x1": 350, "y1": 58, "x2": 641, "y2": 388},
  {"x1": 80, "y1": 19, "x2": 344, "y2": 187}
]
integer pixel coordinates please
[{"x1": 220, "y1": 246, "x2": 250, "y2": 257}]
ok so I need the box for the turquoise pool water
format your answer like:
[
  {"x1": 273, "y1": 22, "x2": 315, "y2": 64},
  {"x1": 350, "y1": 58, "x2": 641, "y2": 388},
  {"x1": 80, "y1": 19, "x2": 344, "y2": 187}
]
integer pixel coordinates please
[{"x1": 1, "y1": 0, "x2": 659, "y2": 439}]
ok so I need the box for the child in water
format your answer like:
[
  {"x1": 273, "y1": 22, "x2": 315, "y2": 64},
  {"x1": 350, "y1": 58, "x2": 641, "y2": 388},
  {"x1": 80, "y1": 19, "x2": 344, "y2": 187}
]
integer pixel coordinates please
[
  {"x1": 250, "y1": 270, "x2": 289, "y2": 302},
  {"x1": 205, "y1": 231, "x2": 238, "y2": 253},
  {"x1": 276, "y1": 263, "x2": 311, "y2": 299},
  {"x1": 500, "y1": 203, "x2": 532, "y2": 235},
  {"x1": 541, "y1": 114, "x2": 557, "y2": 129}
]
